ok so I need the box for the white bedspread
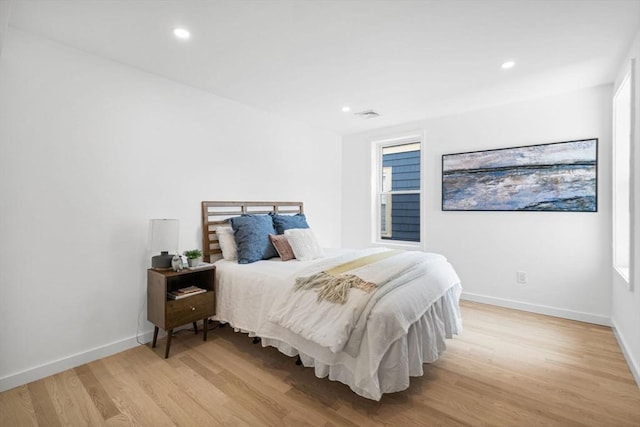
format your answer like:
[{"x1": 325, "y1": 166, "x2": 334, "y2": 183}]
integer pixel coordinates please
[
  {"x1": 213, "y1": 248, "x2": 462, "y2": 400},
  {"x1": 268, "y1": 248, "x2": 459, "y2": 356}
]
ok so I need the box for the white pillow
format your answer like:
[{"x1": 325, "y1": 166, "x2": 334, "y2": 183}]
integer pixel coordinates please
[
  {"x1": 284, "y1": 228, "x2": 324, "y2": 261},
  {"x1": 216, "y1": 226, "x2": 237, "y2": 261}
]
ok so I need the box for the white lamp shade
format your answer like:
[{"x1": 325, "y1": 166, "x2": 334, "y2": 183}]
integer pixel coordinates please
[{"x1": 149, "y1": 219, "x2": 179, "y2": 254}]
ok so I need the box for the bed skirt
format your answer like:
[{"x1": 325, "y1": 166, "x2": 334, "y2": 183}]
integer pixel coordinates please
[{"x1": 226, "y1": 283, "x2": 462, "y2": 401}]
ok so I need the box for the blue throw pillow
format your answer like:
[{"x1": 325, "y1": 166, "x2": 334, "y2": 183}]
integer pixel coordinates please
[
  {"x1": 270, "y1": 213, "x2": 310, "y2": 235},
  {"x1": 230, "y1": 215, "x2": 278, "y2": 264}
]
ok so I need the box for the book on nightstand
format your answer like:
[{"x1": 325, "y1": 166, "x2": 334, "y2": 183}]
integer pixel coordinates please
[{"x1": 167, "y1": 286, "x2": 206, "y2": 300}]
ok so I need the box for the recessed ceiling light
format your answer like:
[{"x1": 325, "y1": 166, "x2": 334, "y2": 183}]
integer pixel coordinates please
[
  {"x1": 173, "y1": 28, "x2": 191, "y2": 40},
  {"x1": 341, "y1": 106, "x2": 351, "y2": 112},
  {"x1": 501, "y1": 60, "x2": 516, "y2": 69}
]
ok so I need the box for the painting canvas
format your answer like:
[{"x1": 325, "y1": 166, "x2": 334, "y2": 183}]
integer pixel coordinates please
[{"x1": 442, "y1": 139, "x2": 597, "y2": 212}]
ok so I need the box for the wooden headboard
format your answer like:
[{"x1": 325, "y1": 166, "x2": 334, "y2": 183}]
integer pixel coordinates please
[{"x1": 201, "y1": 201, "x2": 304, "y2": 262}]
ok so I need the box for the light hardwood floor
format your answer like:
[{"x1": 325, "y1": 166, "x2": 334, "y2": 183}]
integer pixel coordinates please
[{"x1": 2, "y1": 301, "x2": 639, "y2": 426}]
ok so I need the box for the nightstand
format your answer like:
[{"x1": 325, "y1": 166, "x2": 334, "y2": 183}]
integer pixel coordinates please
[{"x1": 147, "y1": 265, "x2": 216, "y2": 358}]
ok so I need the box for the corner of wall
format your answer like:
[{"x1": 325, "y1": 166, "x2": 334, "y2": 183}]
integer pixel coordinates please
[{"x1": 612, "y1": 319, "x2": 640, "y2": 387}]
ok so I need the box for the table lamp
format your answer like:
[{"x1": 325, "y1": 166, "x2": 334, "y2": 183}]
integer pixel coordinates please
[{"x1": 149, "y1": 218, "x2": 179, "y2": 269}]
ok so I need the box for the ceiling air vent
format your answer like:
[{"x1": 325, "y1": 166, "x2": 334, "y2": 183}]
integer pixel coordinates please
[{"x1": 354, "y1": 109, "x2": 380, "y2": 119}]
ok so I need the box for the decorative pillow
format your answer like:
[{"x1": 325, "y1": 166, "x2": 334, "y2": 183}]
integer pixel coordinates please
[
  {"x1": 270, "y1": 213, "x2": 310, "y2": 235},
  {"x1": 284, "y1": 228, "x2": 324, "y2": 261},
  {"x1": 269, "y1": 234, "x2": 295, "y2": 261},
  {"x1": 215, "y1": 226, "x2": 237, "y2": 261},
  {"x1": 230, "y1": 215, "x2": 278, "y2": 264}
]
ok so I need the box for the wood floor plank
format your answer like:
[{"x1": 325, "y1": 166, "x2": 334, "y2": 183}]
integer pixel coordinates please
[
  {"x1": 181, "y1": 353, "x2": 292, "y2": 426},
  {"x1": 2, "y1": 301, "x2": 638, "y2": 426},
  {"x1": 433, "y1": 362, "x2": 588, "y2": 426},
  {"x1": 44, "y1": 370, "x2": 106, "y2": 426},
  {"x1": 167, "y1": 355, "x2": 265, "y2": 426},
  {"x1": 190, "y1": 343, "x2": 352, "y2": 426},
  {"x1": 120, "y1": 346, "x2": 221, "y2": 426},
  {"x1": 90, "y1": 356, "x2": 175, "y2": 426},
  {"x1": 197, "y1": 337, "x2": 293, "y2": 394},
  {"x1": 0, "y1": 385, "x2": 38, "y2": 427},
  {"x1": 27, "y1": 380, "x2": 62, "y2": 427},
  {"x1": 74, "y1": 364, "x2": 120, "y2": 421}
]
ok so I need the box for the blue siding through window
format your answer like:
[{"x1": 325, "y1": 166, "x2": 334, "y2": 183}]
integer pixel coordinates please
[{"x1": 382, "y1": 150, "x2": 420, "y2": 242}]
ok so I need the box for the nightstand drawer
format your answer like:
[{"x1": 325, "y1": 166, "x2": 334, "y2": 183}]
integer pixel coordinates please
[{"x1": 166, "y1": 291, "x2": 215, "y2": 329}]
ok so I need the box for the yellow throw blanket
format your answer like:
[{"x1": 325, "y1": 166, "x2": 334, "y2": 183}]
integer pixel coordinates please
[{"x1": 294, "y1": 250, "x2": 403, "y2": 304}]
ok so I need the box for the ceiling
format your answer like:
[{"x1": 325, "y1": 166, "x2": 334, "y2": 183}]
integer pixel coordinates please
[{"x1": 6, "y1": 0, "x2": 640, "y2": 135}]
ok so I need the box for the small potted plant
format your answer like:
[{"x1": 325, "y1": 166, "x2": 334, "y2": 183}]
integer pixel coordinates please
[{"x1": 183, "y1": 249, "x2": 203, "y2": 267}]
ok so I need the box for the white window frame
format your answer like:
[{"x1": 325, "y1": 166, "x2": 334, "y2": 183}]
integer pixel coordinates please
[
  {"x1": 380, "y1": 166, "x2": 393, "y2": 238},
  {"x1": 613, "y1": 68, "x2": 632, "y2": 285},
  {"x1": 371, "y1": 132, "x2": 425, "y2": 248}
]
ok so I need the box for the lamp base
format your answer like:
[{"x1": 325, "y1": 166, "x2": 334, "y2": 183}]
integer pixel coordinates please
[{"x1": 152, "y1": 252, "x2": 173, "y2": 269}]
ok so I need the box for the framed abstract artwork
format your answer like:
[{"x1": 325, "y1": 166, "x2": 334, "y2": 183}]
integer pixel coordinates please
[{"x1": 442, "y1": 139, "x2": 598, "y2": 212}]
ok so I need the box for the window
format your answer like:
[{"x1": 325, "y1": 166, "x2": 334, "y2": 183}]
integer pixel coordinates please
[
  {"x1": 613, "y1": 70, "x2": 631, "y2": 283},
  {"x1": 374, "y1": 137, "x2": 422, "y2": 244}
]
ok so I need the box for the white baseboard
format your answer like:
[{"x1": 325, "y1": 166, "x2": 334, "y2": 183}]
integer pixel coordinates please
[
  {"x1": 461, "y1": 292, "x2": 611, "y2": 326},
  {"x1": 0, "y1": 330, "x2": 155, "y2": 393},
  {"x1": 611, "y1": 320, "x2": 640, "y2": 388}
]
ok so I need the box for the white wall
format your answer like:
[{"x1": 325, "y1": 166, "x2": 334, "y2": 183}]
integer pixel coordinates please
[
  {"x1": 611, "y1": 31, "x2": 640, "y2": 384},
  {"x1": 0, "y1": 29, "x2": 342, "y2": 391},
  {"x1": 343, "y1": 85, "x2": 612, "y2": 325},
  {"x1": 0, "y1": 1, "x2": 11, "y2": 57}
]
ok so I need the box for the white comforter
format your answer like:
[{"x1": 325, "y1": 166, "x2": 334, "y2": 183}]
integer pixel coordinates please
[
  {"x1": 268, "y1": 248, "x2": 459, "y2": 356},
  {"x1": 213, "y1": 248, "x2": 462, "y2": 400}
]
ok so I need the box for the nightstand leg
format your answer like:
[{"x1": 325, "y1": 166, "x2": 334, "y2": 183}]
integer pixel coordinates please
[
  {"x1": 193, "y1": 322, "x2": 198, "y2": 334},
  {"x1": 152, "y1": 326, "x2": 159, "y2": 348},
  {"x1": 165, "y1": 329, "x2": 173, "y2": 359},
  {"x1": 203, "y1": 318, "x2": 208, "y2": 341}
]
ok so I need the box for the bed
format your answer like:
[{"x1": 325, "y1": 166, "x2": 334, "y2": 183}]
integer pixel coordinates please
[{"x1": 201, "y1": 201, "x2": 462, "y2": 400}]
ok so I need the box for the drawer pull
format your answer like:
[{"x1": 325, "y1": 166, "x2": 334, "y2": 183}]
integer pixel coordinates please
[{"x1": 191, "y1": 306, "x2": 196, "y2": 311}]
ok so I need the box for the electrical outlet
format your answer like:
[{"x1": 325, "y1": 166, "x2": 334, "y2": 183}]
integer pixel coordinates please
[{"x1": 517, "y1": 271, "x2": 527, "y2": 284}]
